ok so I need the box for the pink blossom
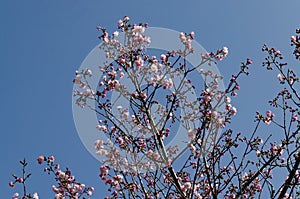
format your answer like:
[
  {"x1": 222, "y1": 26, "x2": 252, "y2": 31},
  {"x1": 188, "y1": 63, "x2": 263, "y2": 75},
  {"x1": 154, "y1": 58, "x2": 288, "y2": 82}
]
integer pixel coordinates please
[
  {"x1": 103, "y1": 37, "x2": 109, "y2": 43},
  {"x1": 163, "y1": 78, "x2": 173, "y2": 89},
  {"x1": 292, "y1": 114, "x2": 298, "y2": 122},
  {"x1": 225, "y1": 104, "x2": 232, "y2": 110},
  {"x1": 86, "y1": 69, "x2": 92, "y2": 77},
  {"x1": 231, "y1": 107, "x2": 237, "y2": 115},
  {"x1": 256, "y1": 150, "x2": 261, "y2": 157},
  {"x1": 117, "y1": 137, "x2": 124, "y2": 146},
  {"x1": 150, "y1": 64, "x2": 158, "y2": 73},
  {"x1": 113, "y1": 31, "x2": 119, "y2": 37},
  {"x1": 140, "y1": 91, "x2": 147, "y2": 101},
  {"x1": 231, "y1": 92, "x2": 237, "y2": 97},
  {"x1": 184, "y1": 182, "x2": 192, "y2": 189},
  {"x1": 108, "y1": 70, "x2": 117, "y2": 78},
  {"x1": 54, "y1": 193, "x2": 64, "y2": 199},
  {"x1": 190, "y1": 31, "x2": 195, "y2": 39},
  {"x1": 225, "y1": 96, "x2": 231, "y2": 103},
  {"x1": 135, "y1": 57, "x2": 144, "y2": 69},
  {"x1": 132, "y1": 25, "x2": 145, "y2": 33},
  {"x1": 9, "y1": 181, "x2": 14, "y2": 187},
  {"x1": 201, "y1": 52, "x2": 211, "y2": 60},
  {"x1": 83, "y1": 89, "x2": 93, "y2": 97},
  {"x1": 264, "y1": 120, "x2": 271, "y2": 125},
  {"x1": 48, "y1": 155, "x2": 55, "y2": 162},
  {"x1": 246, "y1": 58, "x2": 253, "y2": 65},
  {"x1": 94, "y1": 140, "x2": 104, "y2": 150},
  {"x1": 107, "y1": 79, "x2": 120, "y2": 90},
  {"x1": 119, "y1": 58, "x2": 126, "y2": 64},
  {"x1": 160, "y1": 54, "x2": 166, "y2": 61},
  {"x1": 117, "y1": 20, "x2": 123, "y2": 27},
  {"x1": 270, "y1": 143, "x2": 283, "y2": 156},
  {"x1": 123, "y1": 16, "x2": 130, "y2": 22},
  {"x1": 100, "y1": 165, "x2": 109, "y2": 178},
  {"x1": 188, "y1": 129, "x2": 196, "y2": 140},
  {"x1": 87, "y1": 190, "x2": 93, "y2": 196},
  {"x1": 242, "y1": 173, "x2": 249, "y2": 181},
  {"x1": 165, "y1": 128, "x2": 170, "y2": 137},
  {"x1": 96, "y1": 125, "x2": 107, "y2": 131},
  {"x1": 277, "y1": 74, "x2": 283, "y2": 81},
  {"x1": 274, "y1": 49, "x2": 281, "y2": 56},
  {"x1": 179, "y1": 32, "x2": 186, "y2": 42},
  {"x1": 37, "y1": 156, "x2": 45, "y2": 164},
  {"x1": 189, "y1": 143, "x2": 196, "y2": 152},
  {"x1": 17, "y1": 178, "x2": 23, "y2": 183},
  {"x1": 132, "y1": 92, "x2": 139, "y2": 99},
  {"x1": 216, "y1": 117, "x2": 225, "y2": 128},
  {"x1": 89, "y1": 186, "x2": 95, "y2": 192},
  {"x1": 12, "y1": 193, "x2": 19, "y2": 199},
  {"x1": 52, "y1": 185, "x2": 60, "y2": 193},
  {"x1": 222, "y1": 46, "x2": 229, "y2": 56},
  {"x1": 152, "y1": 152, "x2": 161, "y2": 161},
  {"x1": 73, "y1": 74, "x2": 81, "y2": 84},
  {"x1": 33, "y1": 193, "x2": 39, "y2": 199},
  {"x1": 215, "y1": 47, "x2": 229, "y2": 60},
  {"x1": 266, "y1": 110, "x2": 274, "y2": 118}
]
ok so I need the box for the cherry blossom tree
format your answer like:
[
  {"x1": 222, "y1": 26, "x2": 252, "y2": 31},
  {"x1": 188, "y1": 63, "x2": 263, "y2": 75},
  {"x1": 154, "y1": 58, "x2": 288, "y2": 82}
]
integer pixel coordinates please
[
  {"x1": 72, "y1": 17, "x2": 300, "y2": 198},
  {"x1": 9, "y1": 17, "x2": 300, "y2": 199}
]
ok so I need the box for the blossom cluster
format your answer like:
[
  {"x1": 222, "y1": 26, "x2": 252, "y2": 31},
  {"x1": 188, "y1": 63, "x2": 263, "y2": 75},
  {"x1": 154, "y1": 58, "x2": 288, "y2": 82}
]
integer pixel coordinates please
[
  {"x1": 38, "y1": 155, "x2": 94, "y2": 199},
  {"x1": 201, "y1": 46, "x2": 229, "y2": 63},
  {"x1": 291, "y1": 28, "x2": 300, "y2": 60},
  {"x1": 73, "y1": 68, "x2": 95, "y2": 108},
  {"x1": 179, "y1": 31, "x2": 195, "y2": 53}
]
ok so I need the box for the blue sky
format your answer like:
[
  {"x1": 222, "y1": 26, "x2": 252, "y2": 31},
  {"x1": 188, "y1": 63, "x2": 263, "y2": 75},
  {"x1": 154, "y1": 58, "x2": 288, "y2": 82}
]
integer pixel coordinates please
[{"x1": 1, "y1": 1, "x2": 300, "y2": 198}]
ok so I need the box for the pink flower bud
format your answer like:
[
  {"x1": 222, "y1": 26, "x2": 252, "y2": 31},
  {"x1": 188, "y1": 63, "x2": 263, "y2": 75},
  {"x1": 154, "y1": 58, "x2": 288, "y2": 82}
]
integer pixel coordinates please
[
  {"x1": 246, "y1": 58, "x2": 253, "y2": 65},
  {"x1": 55, "y1": 164, "x2": 60, "y2": 170},
  {"x1": 113, "y1": 31, "x2": 119, "y2": 37},
  {"x1": 17, "y1": 178, "x2": 23, "y2": 183},
  {"x1": 292, "y1": 114, "x2": 298, "y2": 122},
  {"x1": 190, "y1": 31, "x2": 195, "y2": 39},
  {"x1": 160, "y1": 54, "x2": 166, "y2": 61},
  {"x1": 9, "y1": 181, "x2": 14, "y2": 187}
]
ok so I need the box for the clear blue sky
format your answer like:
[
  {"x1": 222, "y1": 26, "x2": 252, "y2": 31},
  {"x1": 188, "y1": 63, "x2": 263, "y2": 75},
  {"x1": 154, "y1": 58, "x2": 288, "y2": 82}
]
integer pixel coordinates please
[{"x1": 1, "y1": 1, "x2": 300, "y2": 198}]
